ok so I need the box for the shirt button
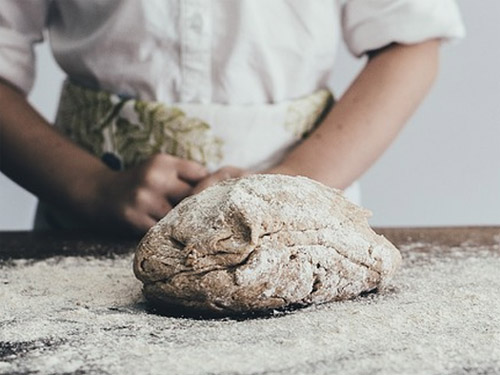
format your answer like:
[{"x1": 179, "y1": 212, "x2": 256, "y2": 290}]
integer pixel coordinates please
[{"x1": 190, "y1": 13, "x2": 203, "y2": 33}]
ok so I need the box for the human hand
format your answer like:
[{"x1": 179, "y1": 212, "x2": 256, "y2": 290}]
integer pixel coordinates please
[
  {"x1": 87, "y1": 154, "x2": 207, "y2": 234},
  {"x1": 191, "y1": 166, "x2": 249, "y2": 195},
  {"x1": 0, "y1": 80, "x2": 207, "y2": 235}
]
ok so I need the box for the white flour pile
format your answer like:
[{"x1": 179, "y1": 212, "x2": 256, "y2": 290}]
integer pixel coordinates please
[{"x1": 1, "y1": 242, "x2": 499, "y2": 375}]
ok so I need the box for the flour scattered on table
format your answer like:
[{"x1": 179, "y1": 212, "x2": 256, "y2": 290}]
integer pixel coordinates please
[{"x1": 1, "y1": 241, "x2": 499, "y2": 375}]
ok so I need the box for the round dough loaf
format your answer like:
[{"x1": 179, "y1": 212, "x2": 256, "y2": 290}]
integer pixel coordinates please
[{"x1": 133, "y1": 175, "x2": 401, "y2": 314}]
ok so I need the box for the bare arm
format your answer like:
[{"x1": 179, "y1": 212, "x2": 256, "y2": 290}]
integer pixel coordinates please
[
  {"x1": 0, "y1": 81, "x2": 207, "y2": 233},
  {"x1": 267, "y1": 40, "x2": 441, "y2": 189},
  {"x1": 0, "y1": 81, "x2": 108, "y2": 213}
]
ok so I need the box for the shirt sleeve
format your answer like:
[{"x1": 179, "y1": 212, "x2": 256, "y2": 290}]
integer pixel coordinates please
[
  {"x1": 0, "y1": 0, "x2": 50, "y2": 94},
  {"x1": 342, "y1": 0, "x2": 466, "y2": 57}
]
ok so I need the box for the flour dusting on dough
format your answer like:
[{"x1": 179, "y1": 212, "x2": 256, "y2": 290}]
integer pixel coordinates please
[{"x1": 134, "y1": 175, "x2": 401, "y2": 313}]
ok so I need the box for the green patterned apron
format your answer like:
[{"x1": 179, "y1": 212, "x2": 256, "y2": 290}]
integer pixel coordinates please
[{"x1": 34, "y1": 80, "x2": 356, "y2": 230}]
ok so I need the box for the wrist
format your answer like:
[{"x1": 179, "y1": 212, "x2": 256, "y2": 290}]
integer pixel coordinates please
[{"x1": 67, "y1": 163, "x2": 114, "y2": 219}]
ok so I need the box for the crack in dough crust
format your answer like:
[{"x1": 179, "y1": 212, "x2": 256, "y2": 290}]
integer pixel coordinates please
[{"x1": 133, "y1": 175, "x2": 402, "y2": 314}]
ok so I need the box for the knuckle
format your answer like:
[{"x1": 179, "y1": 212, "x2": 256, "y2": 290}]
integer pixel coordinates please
[
  {"x1": 131, "y1": 187, "x2": 150, "y2": 207},
  {"x1": 142, "y1": 169, "x2": 160, "y2": 187},
  {"x1": 149, "y1": 153, "x2": 174, "y2": 168},
  {"x1": 142, "y1": 166, "x2": 171, "y2": 188},
  {"x1": 159, "y1": 153, "x2": 175, "y2": 164},
  {"x1": 151, "y1": 152, "x2": 167, "y2": 162}
]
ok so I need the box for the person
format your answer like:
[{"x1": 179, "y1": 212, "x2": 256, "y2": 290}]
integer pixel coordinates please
[{"x1": 0, "y1": 1, "x2": 465, "y2": 235}]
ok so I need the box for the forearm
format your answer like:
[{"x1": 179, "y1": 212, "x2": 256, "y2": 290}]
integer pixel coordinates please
[
  {"x1": 0, "y1": 81, "x2": 109, "y2": 214},
  {"x1": 269, "y1": 40, "x2": 440, "y2": 189}
]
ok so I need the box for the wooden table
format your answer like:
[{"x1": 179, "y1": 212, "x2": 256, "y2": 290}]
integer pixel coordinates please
[
  {"x1": 1, "y1": 227, "x2": 499, "y2": 375},
  {"x1": 1, "y1": 227, "x2": 499, "y2": 260}
]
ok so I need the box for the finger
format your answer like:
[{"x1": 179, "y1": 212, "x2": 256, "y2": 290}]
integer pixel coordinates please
[
  {"x1": 148, "y1": 199, "x2": 173, "y2": 221},
  {"x1": 191, "y1": 177, "x2": 215, "y2": 195},
  {"x1": 167, "y1": 180, "x2": 193, "y2": 205},
  {"x1": 138, "y1": 215, "x2": 158, "y2": 233},
  {"x1": 135, "y1": 215, "x2": 157, "y2": 234},
  {"x1": 127, "y1": 188, "x2": 172, "y2": 223},
  {"x1": 124, "y1": 211, "x2": 158, "y2": 235},
  {"x1": 191, "y1": 172, "x2": 227, "y2": 195},
  {"x1": 176, "y1": 159, "x2": 209, "y2": 183},
  {"x1": 167, "y1": 179, "x2": 192, "y2": 197}
]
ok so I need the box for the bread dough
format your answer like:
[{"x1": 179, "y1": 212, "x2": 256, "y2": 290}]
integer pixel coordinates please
[{"x1": 133, "y1": 175, "x2": 401, "y2": 314}]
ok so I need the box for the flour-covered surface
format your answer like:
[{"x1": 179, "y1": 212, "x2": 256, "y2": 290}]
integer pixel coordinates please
[{"x1": 1, "y1": 228, "x2": 499, "y2": 375}]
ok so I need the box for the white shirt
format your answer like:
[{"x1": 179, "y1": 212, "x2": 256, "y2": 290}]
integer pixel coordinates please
[{"x1": 1, "y1": 0, "x2": 465, "y2": 104}]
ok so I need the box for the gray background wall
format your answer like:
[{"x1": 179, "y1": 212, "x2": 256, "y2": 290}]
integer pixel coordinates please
[{"x1": 1, "y1": 0, "x2": 499, "y2": 229}]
